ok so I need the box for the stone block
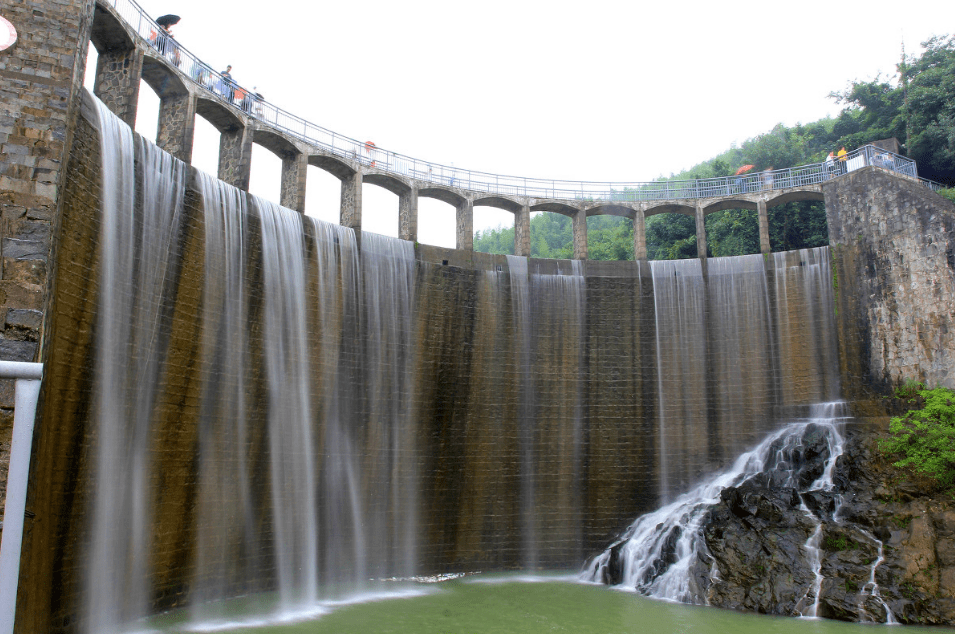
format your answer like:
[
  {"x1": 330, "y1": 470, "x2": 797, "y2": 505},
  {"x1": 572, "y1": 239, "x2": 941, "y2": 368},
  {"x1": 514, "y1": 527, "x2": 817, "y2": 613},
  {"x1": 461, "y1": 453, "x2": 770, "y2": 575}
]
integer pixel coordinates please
[
  {"x1": 2, "y1": 238, "x2": 48, "y2": 260},
  {"x1": 3, "y1": 258, "x2": 47, "y2": 285},
  {"x1": 0, "y1": 378, "x2": 13, "y2": 409},
  {"x1": 6, "y1": 308, "x2": 43, "y2": 330},
  {"x1": 0, "y1": 339, "x2": 38, "y2": 362}
]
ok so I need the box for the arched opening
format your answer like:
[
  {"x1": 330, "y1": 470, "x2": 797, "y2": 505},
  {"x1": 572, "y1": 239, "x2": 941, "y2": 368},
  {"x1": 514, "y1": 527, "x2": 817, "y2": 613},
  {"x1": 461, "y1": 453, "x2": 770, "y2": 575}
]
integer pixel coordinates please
[
  {"x1": 84, "y1": 42, "x2": 98, "y2": 90},
  {"x1": 473, "y1": 207, "x2": 516, "y2": 256},
  {"x1": 417, "y1": 198, "x2": 455, "y2": 248},
  {"x1": 646, "y1": 211, "x2": 697, "y2": 260},
  {"x1": 134, "y1": 80, "x2": 160, "y2": 142},
  {"x1": 304, "y1": 165, "x2": 341, "y2": 225},
  {"x1": 361, "y1": 183, "x2": 399, "y2": 238},
  {"x1": 704, "y1": 208, "x2": 760, "y2": 257},
  {"x1": 586, "y1": 215, "x2": 634, "y2": 261},
  {"x1": 766, "y1": 192, "x2": 828, "y2": 253},
  {"x1": 192, "y1": 114, "x2": 221, "y2": 178},
  {"x1": 530, "y1": 211, "x2": 573, "y2": 259},
  {"x1": 248, "y1": 144, "x2": 282, "y2": 204},
  {"x1": 769, "y1": 201, "x2": 828, "y2": 252}
]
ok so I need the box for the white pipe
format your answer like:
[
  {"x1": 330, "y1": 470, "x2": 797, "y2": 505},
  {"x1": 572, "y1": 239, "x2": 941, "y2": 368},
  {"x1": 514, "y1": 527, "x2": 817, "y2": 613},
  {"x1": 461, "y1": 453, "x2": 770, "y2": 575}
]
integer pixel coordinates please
[{"x1": 0, "y1": 363, "x2": 43, "y2": 634}]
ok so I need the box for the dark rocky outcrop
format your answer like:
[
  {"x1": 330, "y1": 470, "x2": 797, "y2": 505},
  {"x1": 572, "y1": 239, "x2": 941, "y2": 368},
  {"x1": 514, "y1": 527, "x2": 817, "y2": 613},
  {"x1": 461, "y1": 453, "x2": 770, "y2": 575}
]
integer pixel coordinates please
[{"x1": 695, "y1": 426, "x2": 955, "y2": 625}]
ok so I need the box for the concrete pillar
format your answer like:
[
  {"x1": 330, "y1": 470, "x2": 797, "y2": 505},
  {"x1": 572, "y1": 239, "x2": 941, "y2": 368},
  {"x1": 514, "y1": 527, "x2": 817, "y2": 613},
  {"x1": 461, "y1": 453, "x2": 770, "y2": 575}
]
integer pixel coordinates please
[
  {"x1": 634, "y1": 208, "x2": 647, "y2": 260},
  {"x1": 93, "y1": 46, "x2": 144, "y2": 128},
  {"x1": 156, "y1": 90, "x2": 196, "y2": 163},
  {"x1": 218, "y1": 124, "x2": 254, "y2": 191},
  {"x1": 572, "y1": 208, "x2": 588, "y2": 260},
  {"x1": 398, "y1": 185, "x2": 418, "y2": 242},
  {"x1": 515, "y1": 204, "x2": 531, "y2": 257},
  {"x1": 340, "y1": 169, "x2": 363, "y2": 232},
  {"x1": 695, "y1": 204, "x2": 708, "y2": 259},
  {"x1": 757, "y1": 199, "x2": 771, "y2": 254},
  {"x1": 456, "y1": 198, "x2": 473, "y2": 251},
  {"x1": 280, "y1": 151, "x2": 307, "y2": 213}
]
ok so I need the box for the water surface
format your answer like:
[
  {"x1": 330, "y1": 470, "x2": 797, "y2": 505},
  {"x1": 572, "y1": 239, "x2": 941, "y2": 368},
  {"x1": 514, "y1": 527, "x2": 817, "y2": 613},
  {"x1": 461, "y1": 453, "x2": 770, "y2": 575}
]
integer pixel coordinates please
[{"x1": 149, "y1": 575, "x2": 954, "y2": 634}]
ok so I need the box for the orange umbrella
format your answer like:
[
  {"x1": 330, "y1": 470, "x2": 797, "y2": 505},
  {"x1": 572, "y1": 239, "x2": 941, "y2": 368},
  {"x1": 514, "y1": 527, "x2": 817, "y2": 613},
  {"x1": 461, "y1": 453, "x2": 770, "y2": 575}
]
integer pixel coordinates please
[{"x1": 735, "y1": 164, "x2": 755, "y2": 175}]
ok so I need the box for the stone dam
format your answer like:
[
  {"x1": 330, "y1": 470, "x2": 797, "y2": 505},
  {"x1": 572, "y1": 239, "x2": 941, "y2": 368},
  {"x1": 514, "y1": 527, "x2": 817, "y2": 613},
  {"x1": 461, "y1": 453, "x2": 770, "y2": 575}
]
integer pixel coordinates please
[{"x1": 1, "y1": 0, "x2": 955, "y2": 633}]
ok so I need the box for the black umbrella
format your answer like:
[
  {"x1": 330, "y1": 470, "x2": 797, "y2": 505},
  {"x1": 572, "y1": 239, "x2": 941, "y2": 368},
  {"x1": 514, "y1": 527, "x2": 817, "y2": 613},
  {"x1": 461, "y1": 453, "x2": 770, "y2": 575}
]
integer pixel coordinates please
[{"x1": 156, "y1": 14, "x2": 180, "y2": 27}]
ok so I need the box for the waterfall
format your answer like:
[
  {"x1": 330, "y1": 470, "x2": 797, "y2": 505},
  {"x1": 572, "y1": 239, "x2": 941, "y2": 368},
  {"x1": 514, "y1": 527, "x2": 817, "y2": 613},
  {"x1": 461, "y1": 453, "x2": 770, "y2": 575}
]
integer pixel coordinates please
[
  {"x1": 359, "y1": 232, "x2": 419, "y2": 582},
  {"x1": 583, "y1": 403, "x2": 849, "y2": 603},
  {"x1": 650, "y1": 258, "x2": 706, "y2": 502},
  {"x1": 256, "y1": 198, "x2": 319, "y2": 610},
  {"x1": 71, "y1": 97, "x2": 862, "y2": 632},
  {"x1": 192, "y1": 170, "x2": 258, "y2": 616},
  {"x1": 86, "y1": 97, "x2": 186, "y2": 633}
]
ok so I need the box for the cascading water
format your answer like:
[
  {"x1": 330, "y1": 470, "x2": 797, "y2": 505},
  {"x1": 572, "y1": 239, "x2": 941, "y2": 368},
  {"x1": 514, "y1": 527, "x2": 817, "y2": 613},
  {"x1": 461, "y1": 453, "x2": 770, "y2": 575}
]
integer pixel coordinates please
[
  {"x1": 71, "y1": 96, "x2": 881, "y2": 633},
  {"x1": 256, "y1": 198, "x2": 319, "y2": 611},
  {"x1": 506, "y1": 255, "x2": 537, "y2": 569},
  {"x1": 506, "y1": 257, "x2": 586, "y2": 569},
  {"x1": 650, "y1": 258, "x2": 706, "y2": 502},
  {"x1": 86, "y1": 98, "x2": 187, "y2": 634},
  {"x1": 359, "y1": 232, "x2": 419, "y2": 582},
  {"x1": 583, "y1": 403, "x2": 849, "y2": 604}
]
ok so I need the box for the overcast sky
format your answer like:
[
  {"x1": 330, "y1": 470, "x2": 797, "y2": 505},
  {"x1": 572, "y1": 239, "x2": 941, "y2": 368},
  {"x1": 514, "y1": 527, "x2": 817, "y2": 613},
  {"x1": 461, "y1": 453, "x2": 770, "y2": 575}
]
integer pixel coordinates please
[{"x1": 87, "y1": 0, "x2": 954, "y2": 247}]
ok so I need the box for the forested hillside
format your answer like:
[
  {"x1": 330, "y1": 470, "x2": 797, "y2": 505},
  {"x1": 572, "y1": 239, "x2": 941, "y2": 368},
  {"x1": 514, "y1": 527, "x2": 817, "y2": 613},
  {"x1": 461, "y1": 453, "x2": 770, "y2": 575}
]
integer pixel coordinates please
[{"x1": 474, "y1": 35, "x2": 955, "y2": 260}]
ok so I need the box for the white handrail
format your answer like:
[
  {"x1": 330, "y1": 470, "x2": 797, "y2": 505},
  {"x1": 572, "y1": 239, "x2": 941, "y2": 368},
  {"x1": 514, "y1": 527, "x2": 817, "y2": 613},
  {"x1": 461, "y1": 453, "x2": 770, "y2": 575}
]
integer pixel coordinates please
[{"x1": 0, "y1": 362, "x2": 43, "y2": 634}]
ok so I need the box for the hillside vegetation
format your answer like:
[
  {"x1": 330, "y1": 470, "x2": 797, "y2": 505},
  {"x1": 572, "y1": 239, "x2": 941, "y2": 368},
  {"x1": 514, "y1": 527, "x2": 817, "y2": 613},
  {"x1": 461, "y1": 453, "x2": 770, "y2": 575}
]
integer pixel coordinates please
[{"x1": 475, "y1": 35, "x2": 955, "y2": 260}]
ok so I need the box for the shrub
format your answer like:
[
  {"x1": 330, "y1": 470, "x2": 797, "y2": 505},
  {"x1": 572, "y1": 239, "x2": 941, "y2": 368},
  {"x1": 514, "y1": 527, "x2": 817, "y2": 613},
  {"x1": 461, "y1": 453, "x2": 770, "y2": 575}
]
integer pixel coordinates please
[{"x1": 880, "y1": 386, "x2": 955, "y2": 488}]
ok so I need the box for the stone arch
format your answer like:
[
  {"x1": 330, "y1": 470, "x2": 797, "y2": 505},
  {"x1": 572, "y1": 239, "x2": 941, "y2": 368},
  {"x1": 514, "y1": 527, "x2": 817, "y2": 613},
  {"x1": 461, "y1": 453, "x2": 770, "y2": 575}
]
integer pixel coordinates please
[
  {"x1": 363, "y1": 172, "x2": 412, "y2": 197},
  {"x1": 702, "y1": 199, "x2": 757, "y2": 215},
  {"x1": 765, "y1": 190, "x2": 825, "y2": 207},
  {"x1": 308, "y1": 153, "x2": 357, "y2": 181},
  {"x1": 585, "y1": 203, "x2": 636, "y2": 219},
  {"x1": 252, "y1": 127, "x2": 301, "y2": 161},
  {"x1": 530, "y1": 201, "x2": 580, "y2": 216},
  {"x1": 140, "y1": 55, "x2": 189, "y2": 99},
  {"x1": 473, "y1": 195, "x2": 523, "y2": 213},
  {"x1": 532, "y1": 201, "x2": 587, "y2": 260},
  {"x1": 418, "y1": 186, "x2": 467, "y2": 207},
  {"x1": 89, "y1": 2, "x2": 142, "y2": 126},
  {"x1": 195, "y1": 96, "x2": 244, "y2": 134},
  {"x1": 90, "y1": 2, "x2": 135, "y2": 53},
  {"x1": 420, "y1": 187, "x2": 472, "y2": 251},
  {"x1": 644, "y1": 202, "x2": 695, "y2": 218}
]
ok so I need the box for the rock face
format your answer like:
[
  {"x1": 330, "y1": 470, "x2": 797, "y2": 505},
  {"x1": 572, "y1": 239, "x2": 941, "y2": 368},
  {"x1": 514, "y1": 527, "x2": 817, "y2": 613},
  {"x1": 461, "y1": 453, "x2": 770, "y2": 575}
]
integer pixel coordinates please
[
  {"x1": 587, "y1": 422, "x2": 955, "y2": 626},
  {"x1": 696, "y1": 427, "x2": 955, "y2": 624}
]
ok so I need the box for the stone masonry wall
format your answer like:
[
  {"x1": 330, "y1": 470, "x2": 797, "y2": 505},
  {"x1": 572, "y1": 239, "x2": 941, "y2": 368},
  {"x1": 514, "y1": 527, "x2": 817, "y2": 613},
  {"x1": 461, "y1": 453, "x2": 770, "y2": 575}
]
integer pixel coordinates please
[
  {"x1": 824, "y1": 167, "x2": 955, "y2": 417},
  {"x1": 0, "y1": 0, "x2": 94, "y2": 522}
]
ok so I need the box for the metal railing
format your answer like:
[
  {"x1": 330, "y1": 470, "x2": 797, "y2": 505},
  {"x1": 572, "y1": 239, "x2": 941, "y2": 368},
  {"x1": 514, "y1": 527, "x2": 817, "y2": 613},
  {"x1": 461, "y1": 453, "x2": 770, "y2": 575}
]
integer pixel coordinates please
[
  {"x1": 99, "y1": 0, "x2": 930, "y2": 204},
  {"x1": 0, "y1": 362, "x2": 44, "y2": 634}
]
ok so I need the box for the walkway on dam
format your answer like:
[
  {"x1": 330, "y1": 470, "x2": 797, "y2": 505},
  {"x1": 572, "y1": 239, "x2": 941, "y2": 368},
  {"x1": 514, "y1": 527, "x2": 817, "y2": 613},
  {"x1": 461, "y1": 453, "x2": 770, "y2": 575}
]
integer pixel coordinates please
[{"x1": 89, "y1": 0, "x2": 923, "y2": 260}]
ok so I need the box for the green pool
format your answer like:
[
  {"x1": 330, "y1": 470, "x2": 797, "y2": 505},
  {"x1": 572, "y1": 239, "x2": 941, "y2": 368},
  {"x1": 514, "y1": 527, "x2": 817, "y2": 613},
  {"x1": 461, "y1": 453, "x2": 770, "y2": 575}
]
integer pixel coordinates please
[{"x1": 146, "y1": 574, "x2": 955, "y2": 634}]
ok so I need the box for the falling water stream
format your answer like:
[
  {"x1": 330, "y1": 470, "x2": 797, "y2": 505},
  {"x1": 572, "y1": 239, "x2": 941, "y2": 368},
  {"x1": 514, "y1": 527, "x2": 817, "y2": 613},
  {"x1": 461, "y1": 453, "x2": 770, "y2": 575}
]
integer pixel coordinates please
[{"x1": 77, "y1": 97, "x2": 907, "y2": 633}]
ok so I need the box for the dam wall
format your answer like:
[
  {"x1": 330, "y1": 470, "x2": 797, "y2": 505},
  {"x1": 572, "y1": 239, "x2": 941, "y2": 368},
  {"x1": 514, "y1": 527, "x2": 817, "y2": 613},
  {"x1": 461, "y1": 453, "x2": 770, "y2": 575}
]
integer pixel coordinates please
[
  {"x1": 14, "y1": 97, "x2": 842, "y2": 633},
  {"x1": 823, "y1": 167, "x2": 955, "y2": 415},
  {"x1": 1, "y1": 1, "x2": 954, "y2": 632}
]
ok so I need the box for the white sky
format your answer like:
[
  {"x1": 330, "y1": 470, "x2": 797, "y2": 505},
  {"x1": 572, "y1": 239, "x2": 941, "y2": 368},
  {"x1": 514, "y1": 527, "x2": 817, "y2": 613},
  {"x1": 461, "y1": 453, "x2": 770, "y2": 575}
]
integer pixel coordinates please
[{"x1": 86, "y1": 0, "x2": 954, "y2": 248}]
